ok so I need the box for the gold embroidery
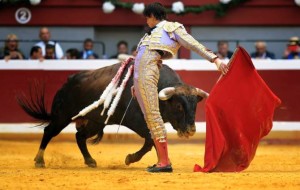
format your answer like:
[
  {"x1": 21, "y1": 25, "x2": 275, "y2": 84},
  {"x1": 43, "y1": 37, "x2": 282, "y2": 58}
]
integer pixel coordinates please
[
  {"x1": 148, "y1": 43, "x2": 180, "y2": 59},
  {"x1": 138, "y1": 21, "x2": 216, "y2": 62},
  {"x1": 137, "y1": 24, "x2": 180, "y2": 59},
  {"x1": 135, "y1": 47, "x2": 166, "y2": 141},
  {"x1": 174, "y1": 27, "x2": 217, "y2": 62},
  {"x1": 163, "y1": 22, "x2": 183, "y2": 32}
]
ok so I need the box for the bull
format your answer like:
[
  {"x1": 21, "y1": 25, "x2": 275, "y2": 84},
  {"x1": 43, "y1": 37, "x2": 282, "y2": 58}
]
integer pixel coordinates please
[{"x1": 17, "y1": 61, "x2": 208, "y2": 168}]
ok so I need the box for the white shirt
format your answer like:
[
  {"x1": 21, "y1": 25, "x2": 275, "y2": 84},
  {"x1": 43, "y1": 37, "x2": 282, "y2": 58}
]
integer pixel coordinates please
[{"x1": 35, "y1": 41, "x2": 64, "y2": 59}]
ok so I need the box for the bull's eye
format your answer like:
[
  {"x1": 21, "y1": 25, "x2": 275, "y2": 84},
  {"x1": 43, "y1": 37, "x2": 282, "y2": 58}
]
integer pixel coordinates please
[{"x1": 176, "y1": 103, "x2": 183, "y2": 111}]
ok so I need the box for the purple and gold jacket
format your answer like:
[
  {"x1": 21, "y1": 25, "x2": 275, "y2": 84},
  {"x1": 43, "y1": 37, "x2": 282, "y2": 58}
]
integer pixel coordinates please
[{"x1": 137, "y1": 20, "x2": 217, "y2": 62}]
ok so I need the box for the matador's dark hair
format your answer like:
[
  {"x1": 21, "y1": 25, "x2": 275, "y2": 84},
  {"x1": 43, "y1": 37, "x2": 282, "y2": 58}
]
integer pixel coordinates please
[{"x1": 143, "y1": 2, "x2": 167, "y2": 21}]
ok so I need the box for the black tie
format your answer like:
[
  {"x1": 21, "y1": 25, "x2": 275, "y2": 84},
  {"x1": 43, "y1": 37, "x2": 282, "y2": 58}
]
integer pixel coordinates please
[{"x1": 147, "y1": 26, "x2": 156, "y2": 35}]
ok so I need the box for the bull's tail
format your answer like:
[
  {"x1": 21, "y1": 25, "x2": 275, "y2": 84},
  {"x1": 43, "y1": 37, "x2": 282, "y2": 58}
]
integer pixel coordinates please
[{"x1": 16, "y1": 82, "x2": 51, "y2": 125}]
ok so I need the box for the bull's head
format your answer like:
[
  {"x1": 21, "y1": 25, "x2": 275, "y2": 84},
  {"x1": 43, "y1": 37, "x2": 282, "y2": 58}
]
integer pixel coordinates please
[{"x1": 159, "y1": 85, "x2": 209, "y2": 138}]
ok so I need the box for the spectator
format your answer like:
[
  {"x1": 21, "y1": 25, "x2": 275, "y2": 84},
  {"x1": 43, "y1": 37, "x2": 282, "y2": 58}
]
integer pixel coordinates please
[
  {"x1": 131, "y1": 45, "x2": 138, "y2": 57},
  {"x1": 117, "y1": 45, "x2": 138, "y2": 61},
  {"x1": 35, "y1": 27, "x2": 64, "y2": 59},
  {"x1": 283, "y1": 36, "x2": 300, "y2": 59},
  {"x1": 251, "y1": 41, "x2": 275, "y2": 59},
  {"x1": 110, "y1": 40, "x2": 129, "y2": 58},
  {"x1": 44, "y1": 44, "x2": 56, "y2": 59},
  {"x1": 29, "y1": 46, "x2": 44, "y2": 61},
  {"x1": 79, "y1": 38, "x2": 99, "y2": 59},
  {"x1": 0, "y1": 34, "x2": 25, "y2": 61},
  {"x1": 215, "y1": 40, "x2": 233, "y2": 61},
  {"x1": 66, "y1": 48, "x2": 80, "y2": 59}
]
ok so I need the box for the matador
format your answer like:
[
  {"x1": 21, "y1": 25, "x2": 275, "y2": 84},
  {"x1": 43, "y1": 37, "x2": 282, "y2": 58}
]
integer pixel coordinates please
[{"x1": 133, "y1": 2, "x2": 228, "y2": 173}]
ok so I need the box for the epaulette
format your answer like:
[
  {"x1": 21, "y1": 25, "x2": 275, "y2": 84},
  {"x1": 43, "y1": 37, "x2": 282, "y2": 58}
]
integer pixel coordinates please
[{"x1": 163, "y1": 22, "x2": 183, "y2": 32}]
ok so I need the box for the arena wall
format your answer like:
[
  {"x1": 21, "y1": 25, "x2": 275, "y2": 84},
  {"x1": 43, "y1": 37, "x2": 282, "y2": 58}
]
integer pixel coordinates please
[{"x1": 0, "y1": 59, "x2": 299, "y2": 133}]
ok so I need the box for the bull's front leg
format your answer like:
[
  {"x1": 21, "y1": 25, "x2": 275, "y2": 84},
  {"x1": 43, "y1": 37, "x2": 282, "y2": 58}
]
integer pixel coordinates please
[{"x1": 125, "y1": 136, "x2": 154, "y2": 165}]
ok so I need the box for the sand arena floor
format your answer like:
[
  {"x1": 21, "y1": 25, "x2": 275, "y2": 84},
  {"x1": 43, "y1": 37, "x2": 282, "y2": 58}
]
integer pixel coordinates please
[{"x1": 0, "y1": 133, "x2": 299, "y2": 190}]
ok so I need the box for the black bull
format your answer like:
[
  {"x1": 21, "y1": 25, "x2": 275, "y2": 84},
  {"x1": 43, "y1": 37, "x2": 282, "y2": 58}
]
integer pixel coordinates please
[{"x1": 17, "y1": 61, "x2": 208, "y2": 168}]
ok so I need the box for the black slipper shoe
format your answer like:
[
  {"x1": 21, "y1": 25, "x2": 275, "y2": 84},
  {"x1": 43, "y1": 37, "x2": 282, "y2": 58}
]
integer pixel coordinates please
[{"x1": 147, "y1": 165, "x2": 173, "y2": 173}]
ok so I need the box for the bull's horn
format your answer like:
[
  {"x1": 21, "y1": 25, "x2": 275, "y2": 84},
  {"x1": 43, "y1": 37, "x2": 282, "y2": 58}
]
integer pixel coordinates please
[
  {"x1": 158, "y1": 87, "x2": 176, "y2": 100},
  {"x1": 196, "y1": 88, "x2": 209, "y2": 98}
]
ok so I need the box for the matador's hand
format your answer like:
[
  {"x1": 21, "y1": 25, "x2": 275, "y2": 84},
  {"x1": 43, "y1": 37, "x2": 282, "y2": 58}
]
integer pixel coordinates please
[
  {"x1": 218, "y1": 63, "x2": 229, "y2": 75},
  {"x1": 214, "y1": 58, "x2": 229, "y2": 75}
]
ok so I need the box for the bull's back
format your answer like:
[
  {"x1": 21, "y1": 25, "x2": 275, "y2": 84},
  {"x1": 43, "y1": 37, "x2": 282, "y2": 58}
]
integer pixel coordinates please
[
  {"x1": 51, "y1": 63, "x2": 122, "y2": 117},
  {"x1": 68, "y1": 63, "x2": 121, "y2": 91}
]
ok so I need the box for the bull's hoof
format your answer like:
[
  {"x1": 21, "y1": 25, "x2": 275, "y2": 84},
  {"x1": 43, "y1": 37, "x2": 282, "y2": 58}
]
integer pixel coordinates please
[
  {"x1": 84, "y1": 158, "x2": 97, "y2": 168},
  {"x1": 125, "y1": 154, "x2": 135, "y2": 165},
  {"x1": 35, "y1": 162, "x2": 45, "y2": 168},
  {"x1": 34, "y1": 157, "x2": 45, "y2": 168}
]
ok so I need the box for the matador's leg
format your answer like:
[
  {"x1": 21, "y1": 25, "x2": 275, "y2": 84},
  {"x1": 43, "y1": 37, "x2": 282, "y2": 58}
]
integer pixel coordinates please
[{"x1": 133, "y1": 47, "x2": 172, "y2": 172}]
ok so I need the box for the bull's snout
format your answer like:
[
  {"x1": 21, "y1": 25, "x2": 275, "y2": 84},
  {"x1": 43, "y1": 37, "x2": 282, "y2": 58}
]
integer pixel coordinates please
[
  {"x1": 187, "y1": 124, "x2": 196, "y2": 136},
  {"x1": 177, "y1": 124, "x2": 196, "y2": 138}
]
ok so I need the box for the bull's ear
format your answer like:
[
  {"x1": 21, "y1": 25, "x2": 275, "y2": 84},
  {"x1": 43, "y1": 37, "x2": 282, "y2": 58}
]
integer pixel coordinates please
[
  {"x1": 159, "y1": 87, "x2": 176, "y2": 101},
  {"x1": 196, "y1": 88, "x2": 209, "y2": 99}
]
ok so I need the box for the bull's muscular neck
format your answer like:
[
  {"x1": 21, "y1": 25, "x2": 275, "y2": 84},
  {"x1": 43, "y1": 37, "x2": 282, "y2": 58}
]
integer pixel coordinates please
[{"x1": 158, "y1": 64, "x2": 184, "y2": 90}]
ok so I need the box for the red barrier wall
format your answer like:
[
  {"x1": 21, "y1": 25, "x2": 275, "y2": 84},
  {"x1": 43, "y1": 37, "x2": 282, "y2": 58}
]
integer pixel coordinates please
[{"x1": 0, "y1": 65, "x2": 298, "y2": 122}]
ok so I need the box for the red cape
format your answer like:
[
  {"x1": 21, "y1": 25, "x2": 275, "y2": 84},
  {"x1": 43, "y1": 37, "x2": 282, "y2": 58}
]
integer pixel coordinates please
[{"x1": 194, "y1": 47, "x2": 281, "y2": 172}]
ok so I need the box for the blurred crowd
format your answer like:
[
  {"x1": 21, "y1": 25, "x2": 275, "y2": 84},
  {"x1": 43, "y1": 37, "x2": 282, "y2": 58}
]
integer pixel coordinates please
[
  {"x1": 214, "y1": 38, "x2": 300, "y2": 61},
  {"x1": 0, "y1": 27, "x2": 299, "y2": 62}
]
